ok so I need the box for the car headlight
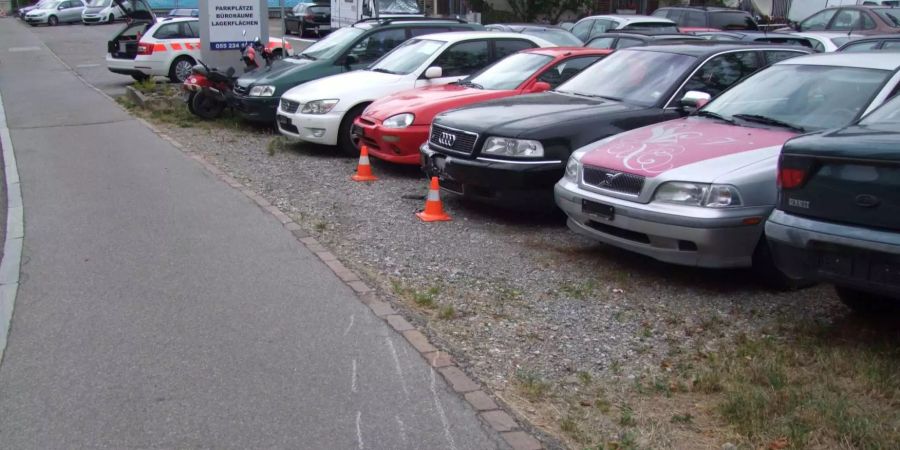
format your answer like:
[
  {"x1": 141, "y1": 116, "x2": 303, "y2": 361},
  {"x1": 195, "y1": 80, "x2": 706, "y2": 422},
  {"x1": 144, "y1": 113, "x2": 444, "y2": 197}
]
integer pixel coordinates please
[
  {"x1": 564, "y1": 156, "x2": 580, "y2": 182},
  {"x1": 653, "y1": 182, "x2": 742, "y2": 207},
  {"x1": 481, "y1": 137, "x2": 544, "y2": 158},
  {"x1": 382, "y1": 113, "x2": 414, "y2": 129},
  {"x1": 301, "y1": 99, "x2": 339, "y2": 114},
  {"x1": 249, "y1": 85, "x2": 276, "y2": 97}
]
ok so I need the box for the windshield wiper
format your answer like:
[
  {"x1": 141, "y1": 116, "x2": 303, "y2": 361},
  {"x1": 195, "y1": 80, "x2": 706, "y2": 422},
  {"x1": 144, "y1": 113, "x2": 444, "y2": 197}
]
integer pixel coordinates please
[
  {"x1": 695, "y1": 110, "x2": 736, "y2": 125},
  {"x1": 370, "y1": 68, "x2": 396, "y2": 74},
  {"x1": 732, "y1": 114, "x2": 806, "y2": 132},
  {"x1": 457, "y1": 80, "x2": 483, "y2": 89}
]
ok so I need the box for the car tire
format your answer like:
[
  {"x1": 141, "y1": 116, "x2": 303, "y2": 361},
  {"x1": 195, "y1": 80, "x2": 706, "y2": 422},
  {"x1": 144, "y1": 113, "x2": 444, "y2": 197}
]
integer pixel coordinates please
[
  {"x1": 168, "y1": 56, "x2": 195, "y2": 83},
  {"x1": 48, "y1": 15, "x2": 58, "y2": 26},
  {"x1": 835, "y1": 286, "x2": 897, "y2": 315},
  {"x1": 337, "y1": 103, "x2": 368, "y2": 156},
  {"x1": 108, "y1": 13, "x2": 115, "y2": 23},
  {"x1": 752, "y1": 238, "x2": 815, "y2": 291},
  {"x1": 131, "y1": 73, "x2": 150, "y2": 82}
]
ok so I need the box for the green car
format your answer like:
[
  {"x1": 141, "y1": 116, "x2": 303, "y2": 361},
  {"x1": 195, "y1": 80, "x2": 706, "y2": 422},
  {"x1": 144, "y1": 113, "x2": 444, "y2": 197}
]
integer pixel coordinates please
[{"x1": 231, "y1": 17, "x2": 483, "y2": 124}]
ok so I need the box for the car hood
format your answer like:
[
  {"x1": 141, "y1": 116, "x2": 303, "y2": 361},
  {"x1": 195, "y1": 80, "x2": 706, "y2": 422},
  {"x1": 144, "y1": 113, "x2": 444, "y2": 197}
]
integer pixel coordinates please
[
  {"x1": 84, "y1": 6, "x2": 106, "y2": 13},
  {"x1": 363, "y1": 84, "x2": 516, "y2": 122},
  {"x1": 434, "y1": 92, "x2": 644, "y2": 138},
  {"x1": 236, "y1": 57, "x2": 320, "y2": 87},
  {"x1": 27, "y1": 7, "x2": 55, "y2": 14},
  {"x1": 782, "y1": 124, "x2": 900, "y2": 162},
  {"x1": 282, "y1": 70, "x2": 406, "y2": 104},
  {"x1": 580, "y1": 117, "x2": 798, "y2": 179}
]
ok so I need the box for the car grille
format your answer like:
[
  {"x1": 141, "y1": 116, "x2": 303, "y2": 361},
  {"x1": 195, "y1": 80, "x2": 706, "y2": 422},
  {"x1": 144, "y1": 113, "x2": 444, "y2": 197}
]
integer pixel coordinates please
[
  {"x1": 582, "y1": 166, "x2": 645, "y2": 196},
  {"x1": 429, "y1": 125, "x2": 478, "y2": 155},
  {"x1": 233, "y1": 85, "x2": 249, "y2": 96},
  {"x1": 281, "y1": 99, "x2": 300, "y2": 114}
]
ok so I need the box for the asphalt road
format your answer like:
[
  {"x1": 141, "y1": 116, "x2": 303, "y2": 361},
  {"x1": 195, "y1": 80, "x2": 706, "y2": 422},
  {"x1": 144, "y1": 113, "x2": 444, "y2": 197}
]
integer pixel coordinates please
[{"x1": 0, "y1": 18, "x2": 502, "y2": 449}]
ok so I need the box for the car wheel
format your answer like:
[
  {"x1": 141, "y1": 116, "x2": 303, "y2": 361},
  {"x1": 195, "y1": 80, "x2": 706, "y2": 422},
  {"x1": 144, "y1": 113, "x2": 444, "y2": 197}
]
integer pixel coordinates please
[
  {"x1": 131, "y1": 73, "x2": 150, "y2": 82},
  {"x1": 48, "y1": 15, "x2": 58, "y2": 26},
  {"x1": 752, "y1": 238, "x2": 815, "y2": 291},
  {"x1": 169, "y1": 56, "x2": 195, "y2": 83},
  {"x1": 191, "y1": 91, "x2": 225, "y2": 120},
  {"x1": 337, "y1": 104, "x2": 367, "y2": 156},
  {"x1": 835, "y1": 286, "x2": 898, "y2": 315},
  {"x1": 108, "y1": 13, "x2": 115, "y2": 23}
]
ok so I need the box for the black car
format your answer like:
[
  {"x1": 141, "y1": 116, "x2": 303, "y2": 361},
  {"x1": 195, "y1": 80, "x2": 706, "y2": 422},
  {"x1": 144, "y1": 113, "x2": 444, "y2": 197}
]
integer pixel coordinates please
[
  {"x1": 484, "y1": 23, "x2": 583, "y2": 46},
  {"x1": 585, "y1": 31, "x2": 704, "y2": 49},
  {"x1": 838, "y1": 34, "x2": 900, "y2": 52},
  {"x1": 284, "y1": 2, "x2": 330, "y2": 37},
  {"x1": 766, "y1": 95, "x2": 900, "y2": 313},
  {"x1": 421, "y1": 44, "x2": 809, "y2": 209},
  {"x1": 652, "y1": 6, "x2": 758, "y2": 31}
]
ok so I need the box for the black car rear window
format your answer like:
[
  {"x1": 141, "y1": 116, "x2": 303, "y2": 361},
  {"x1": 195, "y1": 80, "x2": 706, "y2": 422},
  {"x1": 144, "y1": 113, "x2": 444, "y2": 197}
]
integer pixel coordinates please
[{"x1": 709, "y1": 12, "x2": 758, "y2": 30}]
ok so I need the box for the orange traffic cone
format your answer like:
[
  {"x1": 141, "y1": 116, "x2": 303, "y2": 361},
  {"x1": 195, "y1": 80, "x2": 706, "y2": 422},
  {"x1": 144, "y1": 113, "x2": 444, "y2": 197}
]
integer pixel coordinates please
[
  {"x1": 416, "y1": 177, "x2": 451, "y2": 222},
  {"x1": 351, "y1": 145, "x2": 378, "y2": 182}
]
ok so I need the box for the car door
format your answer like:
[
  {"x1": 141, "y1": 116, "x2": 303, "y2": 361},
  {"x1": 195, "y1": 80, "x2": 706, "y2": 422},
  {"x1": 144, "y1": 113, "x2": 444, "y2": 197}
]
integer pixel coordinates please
[
  {"x1": 533, "y1": 55, "x2": 604, "y2": 90},
  {"x1": 56, "y1": 1, "x2": 74, "y2": 21},
  {"x1": 672, "y1": 50, "x2": 763, "y2": 103},
  {"x1": 415, "y1": 39, "x2": 489, "y2": 88}
]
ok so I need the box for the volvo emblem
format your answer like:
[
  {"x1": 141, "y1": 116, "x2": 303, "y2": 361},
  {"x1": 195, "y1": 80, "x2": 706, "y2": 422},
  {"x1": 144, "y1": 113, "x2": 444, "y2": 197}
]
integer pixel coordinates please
[
  {"x1": 437, "y1": 131, "x2": 457, "y2": 147},
  {"x1": 599, "y1": 172, "x2": 622, "y2": 187},
  {"x1": 855, "y1": 194, "x2": 880, "y2": 208}
]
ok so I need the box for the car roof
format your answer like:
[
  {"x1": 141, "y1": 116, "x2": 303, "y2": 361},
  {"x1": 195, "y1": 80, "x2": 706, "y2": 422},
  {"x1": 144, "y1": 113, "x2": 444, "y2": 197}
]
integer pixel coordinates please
[
  {"x1": 842, "y1": 33, "x2": 900, "y2": 42},
  {"x1": 416, "y1": 30, "x2": 549, "y2": 43},
  {"x1": 153, "y1": 16, "x2": 197, "y2": 25},
  {"x1": 792, "y1": 31, "x2": 866, "y2": 39},
  {"x1": 487, "y1": 23, "x2": 567, "y2": 30},
  {"x1": 631, "y1": 42, "x2": 810, "y2": 57},
  {"x1": 591, "y1": 31, "x2": 698, "y2": 38},
  {"x1": 776, "y1": 51, "x2": 900, "y2": 70},
  {"x1": 581, "y1": 14, "x2": 676, "y2": 24},
  {"x1": 523, "y1": 47, "x2": 613, "y2": 57},
  {"x1": 351, "y1": 19, "x2": 473, "y2": 30}
]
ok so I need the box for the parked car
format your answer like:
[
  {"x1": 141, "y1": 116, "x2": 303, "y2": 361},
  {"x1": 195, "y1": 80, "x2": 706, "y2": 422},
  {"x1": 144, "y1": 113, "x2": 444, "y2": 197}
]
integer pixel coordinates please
[
  {"x1": 694, "y1": 30, "x2": 818, "y2": 49},
  {"x1": 484, "y1": 23, "x2": 583, "y2": 46},
  {"x1": 276, "y1": 31, "x2": 555, "y2": 154},
  {"x1": 570, "y1": 15, "x2": 678, "y2": 42},
  {"x1": 652, "y1": 6, "x2": 759, "y2": 32},
  {"x1": 559, "y1": 21, "x2": 575, "y2": 31},
  {"x1": 585, "y1": 31, "x2": 703, "y2": 49},
  {"x1": 838, "y1": 33, "x2": 900, "y2": 51},
  {"x1": 25, "y1": 0, "x2": 85, "y2": 26},
  {"x1": 107, "y1": 13, "x2": 292, "y2": 82},
  {"x1": 166, "y1": 8, "x2": 198, "y2": 18},
  {"x1": 766, "y1": 94, "x2": 900, "y2": 312},
  {"x1": 420, "y1": 44, "x2": 809, "y2": 209},
  {"x1": 790, "y1": 6, "x2": 900, "y2": 35},
  {"x1": 284, "y1": 2, "x2": 330, "y2": 37},
  {"x1": 790, "y1": 31, "x2": 862, "y2": 51},
  {"x1": 355, "y1": 47, "x2": 611, "y2": 164},
  {"x1": 81, "y1": 0, "x2": 123, "y2": 24},
  {"x1": 555, "y1": 52, "x2": 900, "y2": 286},
  {"x1": 231, "y1": 17, "x2": 483, "y2": 124},
  {"x1": 18, "y1": 0, "x2": 53, "y2": 19}
]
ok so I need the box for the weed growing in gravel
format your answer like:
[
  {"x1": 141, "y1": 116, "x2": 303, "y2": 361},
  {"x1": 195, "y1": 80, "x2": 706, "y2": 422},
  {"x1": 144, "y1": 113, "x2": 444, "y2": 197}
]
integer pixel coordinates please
[
  {"x1": 267, "y1": 136, "x2": 287, "y2": 156},
  {"x1": 314, "y1": 221, "x2": 327, "y2": 232},
  {"x1": 497, "y1": 286, "x2": 523, "y2": 302},
  {"x1": 559, "y1": 415, "x2": 588, "y2": 443},
  {"x1": 412, "y1": 287, "x2": 439, "y2": 308},
  {"x1": 133, "y1": 77, "x2": 157, "y2": 93},
  {"x1": 515, "y1": 369, "x2": 551, "y2": 401},
  {"x1": 438, "y1": 305, "x2": 455, "y2": 320},
  {"x1": 559, "y1": 280, "x2": 597, "y2": 300},
  {"x1": 618, "y1": 404, "x2": 636, "y2": 427},
  {"x1": 670, "y1": 413, "x2": 693, "y2": 424},
  {"x1": 577, "y1": 371, "x2": 592, "y2": 385}
]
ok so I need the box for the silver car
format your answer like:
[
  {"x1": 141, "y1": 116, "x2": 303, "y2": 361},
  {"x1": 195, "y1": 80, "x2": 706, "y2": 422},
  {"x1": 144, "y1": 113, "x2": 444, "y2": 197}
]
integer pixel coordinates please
[
  {"x1": 554, "y1": 52, "x2": 900, "y2": 286},
  {"x1": 25, "y1": 0, "x2": 86, "y2": 26}
]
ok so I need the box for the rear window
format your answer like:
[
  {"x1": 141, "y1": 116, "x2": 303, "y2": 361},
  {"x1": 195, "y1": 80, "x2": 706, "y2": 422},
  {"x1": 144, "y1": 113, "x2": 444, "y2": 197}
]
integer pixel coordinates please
[
  {"x1": 308, "y1": 6, "x2": 329, "y2": 14},
  {"x1": 709, "y1": 12, "x2": 758, "y2": 30},
  {"x1": 622, "y1": 22, "x2": 678, "y2": 32},
  {"x1": 874, "y1": 8, "x2": 900, "y2": 27}
]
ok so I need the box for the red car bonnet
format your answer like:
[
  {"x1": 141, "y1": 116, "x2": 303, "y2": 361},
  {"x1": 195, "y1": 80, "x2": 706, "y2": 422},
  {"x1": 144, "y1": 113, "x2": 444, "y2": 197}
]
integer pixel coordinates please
[
  {"x1": 580, "y1": 118, "x2": 798, "y2": 177},
  {"x1": 362, "y1": 84, "x2": 511, "y2": 121}
]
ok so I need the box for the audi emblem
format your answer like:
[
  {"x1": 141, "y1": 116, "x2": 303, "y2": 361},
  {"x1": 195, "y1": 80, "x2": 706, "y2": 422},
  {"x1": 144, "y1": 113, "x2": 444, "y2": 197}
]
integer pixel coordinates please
[{"x1": 437, "y1": 131, "x2": 457, "y2": 147}]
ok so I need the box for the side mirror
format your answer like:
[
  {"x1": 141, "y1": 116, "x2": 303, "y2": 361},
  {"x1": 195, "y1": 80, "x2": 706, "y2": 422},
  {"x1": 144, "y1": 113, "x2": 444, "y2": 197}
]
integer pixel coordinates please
[
  {"x1": 58, "y1": 4, "x2": 65, "y2": 9},
  {"x1": 344, "y1": 54, "x2": 358, "y2": 68},
  {"x1": 679, "y1": 91, "x2": 711, "y2": 110},
  {"x1": 424, "y1": 66, "x2": 443, "y2": 79},
  {"x1": 529, "y1": 81, "x2": 551, "y2": 93}
]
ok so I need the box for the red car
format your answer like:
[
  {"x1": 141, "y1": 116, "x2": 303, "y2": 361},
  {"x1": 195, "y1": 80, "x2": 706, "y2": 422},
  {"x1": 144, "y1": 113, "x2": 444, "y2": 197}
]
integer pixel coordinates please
[{"x1": 354, "y1": 47, "x2": 612, "y2": 165}]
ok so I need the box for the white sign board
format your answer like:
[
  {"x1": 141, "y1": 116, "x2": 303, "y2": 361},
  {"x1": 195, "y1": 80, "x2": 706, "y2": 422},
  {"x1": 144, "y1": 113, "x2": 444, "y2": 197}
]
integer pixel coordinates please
[{"x1": 207, "y1": 0, "x2": 262, "y2": 51}]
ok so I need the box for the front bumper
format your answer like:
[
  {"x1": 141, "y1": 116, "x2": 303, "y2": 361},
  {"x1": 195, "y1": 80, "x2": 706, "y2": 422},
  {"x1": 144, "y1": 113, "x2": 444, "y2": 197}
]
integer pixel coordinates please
[
  {"x1": 419, "y1": 143, "x2": 565, "y2": 208},
  {"x1": 25, "y1": 16, "x2": 47, "y2": 24},
  {"x1": 766, "y1": 210, "x2": 900, "y2": 298},
  {"x1": 554, "y1": 177, "x2": 769, "y2": 268},
  {"x1": 275, "y1": 108, "x2": 342, "y2": 145},
  {"x1": 231, "y1": 93, "x2": 278, "y2": 123},
  {"x1": 355, "y1": 117, "x2": 426, "y2": 165},
  {"x1": 82, "y1": 15, "x2": 103, "y2": 23}
]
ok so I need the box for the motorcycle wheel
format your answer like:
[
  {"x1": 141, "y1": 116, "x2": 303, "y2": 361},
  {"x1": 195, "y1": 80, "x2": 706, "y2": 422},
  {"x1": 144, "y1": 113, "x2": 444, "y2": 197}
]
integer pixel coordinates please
[
  {"x1": 191, "y1": 92, "x2": 225, "y2": 120},
  {"x1": 185, "y1": 91, "x2": 197, "y2": 115}
]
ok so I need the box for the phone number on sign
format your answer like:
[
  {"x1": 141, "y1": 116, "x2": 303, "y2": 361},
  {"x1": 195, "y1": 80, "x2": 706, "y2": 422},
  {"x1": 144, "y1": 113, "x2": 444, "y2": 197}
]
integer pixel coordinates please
[{"x1": 210, "y1": 41, "x2": 250, "y2": 50}]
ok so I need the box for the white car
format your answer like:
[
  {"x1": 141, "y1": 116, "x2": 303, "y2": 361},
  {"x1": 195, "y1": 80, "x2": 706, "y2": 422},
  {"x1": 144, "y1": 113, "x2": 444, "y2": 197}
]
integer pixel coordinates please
[
  {"x1": 106, "y1": 17, "x2": 292, "y2": 83},
  {"x1": 790, "y1": 31, "x2": 863, "y2": 52},
  {"x1": 82, "y1": 0, "x2": 125, "y2": 24},
  {"x1": 569, "y1": 14, "x2": 678, "y2": 42},
  {"x1": 24, "y1": 0, "x2": 86, "y2": 26},
  {"x1": 276, "y1": 31, "x2": 554, "y2": 153}
]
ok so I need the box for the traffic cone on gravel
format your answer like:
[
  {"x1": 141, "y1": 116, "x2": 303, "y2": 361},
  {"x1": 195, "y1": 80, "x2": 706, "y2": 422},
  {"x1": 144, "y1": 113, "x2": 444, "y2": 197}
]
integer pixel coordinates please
[
  {"x1": 351, "y1": 145, "x2": 378, "y2": 182},
  {"x1": 416, "y1": 177, "x2": 451, "y2": 222}
]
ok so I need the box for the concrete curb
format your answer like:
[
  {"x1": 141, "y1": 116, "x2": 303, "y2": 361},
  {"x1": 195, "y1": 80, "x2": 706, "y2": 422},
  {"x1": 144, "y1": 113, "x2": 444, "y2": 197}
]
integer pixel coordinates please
[
  {"x1": 125, "y1": 86, "x2": 148, "y2": 108},
  {"x1": 0, "y1": 89, "x2": 25, "y2": 366}
]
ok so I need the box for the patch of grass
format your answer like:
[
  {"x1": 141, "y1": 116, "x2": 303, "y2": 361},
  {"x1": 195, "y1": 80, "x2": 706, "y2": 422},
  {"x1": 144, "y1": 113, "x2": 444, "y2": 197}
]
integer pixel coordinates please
[
  {"x1": 618, "y1": 404, "x2": 636, "y2": 427},
  {"x1": 559, "y1": 415, "x2": 588, "y2": 443},
  {"x1": 515, "y1": 369, "x2": 551, "y2": 401},
  {"x1": 497, "y1": 286, "x2": 522, "y2": 302},
  {"x1": 412, "y1": 286, "x2": 439, "y2": 308},
  {"x1": 132, "y1": 77, "x2": 157, "y2": 93},
  {"x1": 640, "y1": 324, "x2": 653, "y2": 339},
  {"x1": 577, "y1": 370, "x2": 593, "y2": 385},
  {"x1": 559, "y1": 280, "x2": 597, "y2": 300},
  {"x1": 437, "y1": 305, "x2": 455, "y2": 320},
  {"x1": 671, "y1": 413, "x2": 694, "y2": 424},
  {"x1": 267, "y1": 136, "x2": 287, "y2": 156},
  {"x1": 314, "y1": 221, "x2": 327, "y2": 232}
]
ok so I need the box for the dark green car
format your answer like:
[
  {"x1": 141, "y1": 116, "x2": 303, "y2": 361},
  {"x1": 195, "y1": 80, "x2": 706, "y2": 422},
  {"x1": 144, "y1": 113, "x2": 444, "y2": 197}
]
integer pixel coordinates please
[{"x1": 231, "y1": 17, "x2": 483, "y2": 124}]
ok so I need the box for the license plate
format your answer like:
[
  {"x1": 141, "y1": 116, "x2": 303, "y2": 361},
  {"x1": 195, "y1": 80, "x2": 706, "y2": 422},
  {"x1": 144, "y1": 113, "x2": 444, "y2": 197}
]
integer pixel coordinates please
[{"x1": 582, "y1": 199, "x2": 614, "y2": 221}]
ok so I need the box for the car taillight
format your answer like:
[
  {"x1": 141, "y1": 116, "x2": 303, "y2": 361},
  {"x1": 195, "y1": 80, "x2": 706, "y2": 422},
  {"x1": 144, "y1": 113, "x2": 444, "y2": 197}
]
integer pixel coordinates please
[
  {"x1": 777, "y1": 167, "x2": 806, "y2": 189},
  {"x1": 137, "y1": 42, "x2": 153, "y2": 55}
]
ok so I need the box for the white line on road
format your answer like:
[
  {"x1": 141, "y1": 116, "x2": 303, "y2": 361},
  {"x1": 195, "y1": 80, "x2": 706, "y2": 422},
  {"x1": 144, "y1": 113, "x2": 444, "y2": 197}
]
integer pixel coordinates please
[
  {"x1": 356, "y1": 410, "x2": 364, "y2": 450},
  {"x1": 429, "y1": 368, "x2": 458, "y2": 450},
  {"x1": 7, "y1": 46, "x2": 40, "y2": 52},
  {"x1": 395, "y1": 415, "x2": 408, "y2": 448},
  {"x1": 75, "y1": 63, "x2": 101, "y2": 69},
  {"x1": 385, "y1": 336, "x2": 409, "y2": 397},
  {"x1": 351, "y1": 359, "x2": 358, "y2": 393},
  {"x1": 343, "y1": 314, "x2": 354, "y2": 335}
]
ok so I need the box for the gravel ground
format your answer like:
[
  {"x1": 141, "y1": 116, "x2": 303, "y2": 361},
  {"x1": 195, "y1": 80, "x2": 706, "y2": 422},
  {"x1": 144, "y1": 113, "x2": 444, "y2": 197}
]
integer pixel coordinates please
[{"x1": 134, "y1": 92, "x2": 852, "y2": 447}]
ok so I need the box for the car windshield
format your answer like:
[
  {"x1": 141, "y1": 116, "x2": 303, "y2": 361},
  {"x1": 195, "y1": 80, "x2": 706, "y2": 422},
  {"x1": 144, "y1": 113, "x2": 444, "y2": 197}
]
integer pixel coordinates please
[
  {"x1": 296, "y1": 27, "x2": 365, "y2": 60},
  {"x1": 521, "y1": 29, "x2": 583, "y2": 46},
  {"x1": 464, "y1": 52, "x2": 553, "y2": 90},
  {"x1": 874, "y1": 8, "x2": 900, "y2": 27},
  {"x1": 554, "y1": 49, "x2": 696, "y2": 107},
  {"x1": 88, "y1": 0, "x2": 110, "y2": 6},
  {"x1": 368, "y1": 39, "x2": 444, "y2": 75},
  {"x1": 858, "y1": 94, "x2": 900, "y2": 127},
  {"x1": 702, "y1": 64, "x2": 890, "y2": 132}
]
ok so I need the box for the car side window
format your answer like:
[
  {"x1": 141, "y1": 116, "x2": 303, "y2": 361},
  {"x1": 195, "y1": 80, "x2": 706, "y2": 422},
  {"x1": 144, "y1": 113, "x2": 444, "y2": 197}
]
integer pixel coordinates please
[
  {"x1": 585, "y1": 37, "x2": 615, "y2": 49},
  {"x1": 409, "y1": 27, "x2": 452, "y2": 37},
  {"x1": 348, "y1": 28, "x2": 407, "y2": 65},
  {"x1": 571, "y1": 20, "x2": 593, "y2": 41},
  {"x1": 431, "y1": 40, "x2": 490, "y2": 77},
  {"x1": 883, "y1": 41, "x2": 900, "y2": 50},
  {"x1": 765, "y1": 50, "x2": 806, "y2": 64},
  {"x1": 863, "y1": 13, "x2": 877, "y2": 29},
  {"x1": 841, "y1": 40, "x2": 881, "y2": 52},
  {"x1": 651, "y1": 9, "x2": 669, "y2": 18},
  {"x1": 801, "y1": 9, "x2": 837, "y2": 31},
  {"x1": 616, "y1": 38, "x2": 644, "y2": 49},
  {"x1": 538, "y1": 56, "x2": 602, "y2": 88},
  {"x1": 684, "y1": 11, "x2": 706, "y2": 27},
  {"x1": 153, "y1": 23, "x2": 182, "y2": 39},
  {"x1": 493, "y1": 39, "x2": 537, "y2": 60},
  {"x1": 665, "y1": 9, "x2": 684, "y2": 23},
  {"x1": 186, "y1": 21, "x2": 199, "y2": 38},
  {"x1": 830, "y1": 9, "x2": 862, "y2": 30},
  {"x1": 591, "y1": 19, "x2": 617, "y2": 35},
  {"x1": 680, "y1": 51, "x2": 760, "y2": 98}
]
